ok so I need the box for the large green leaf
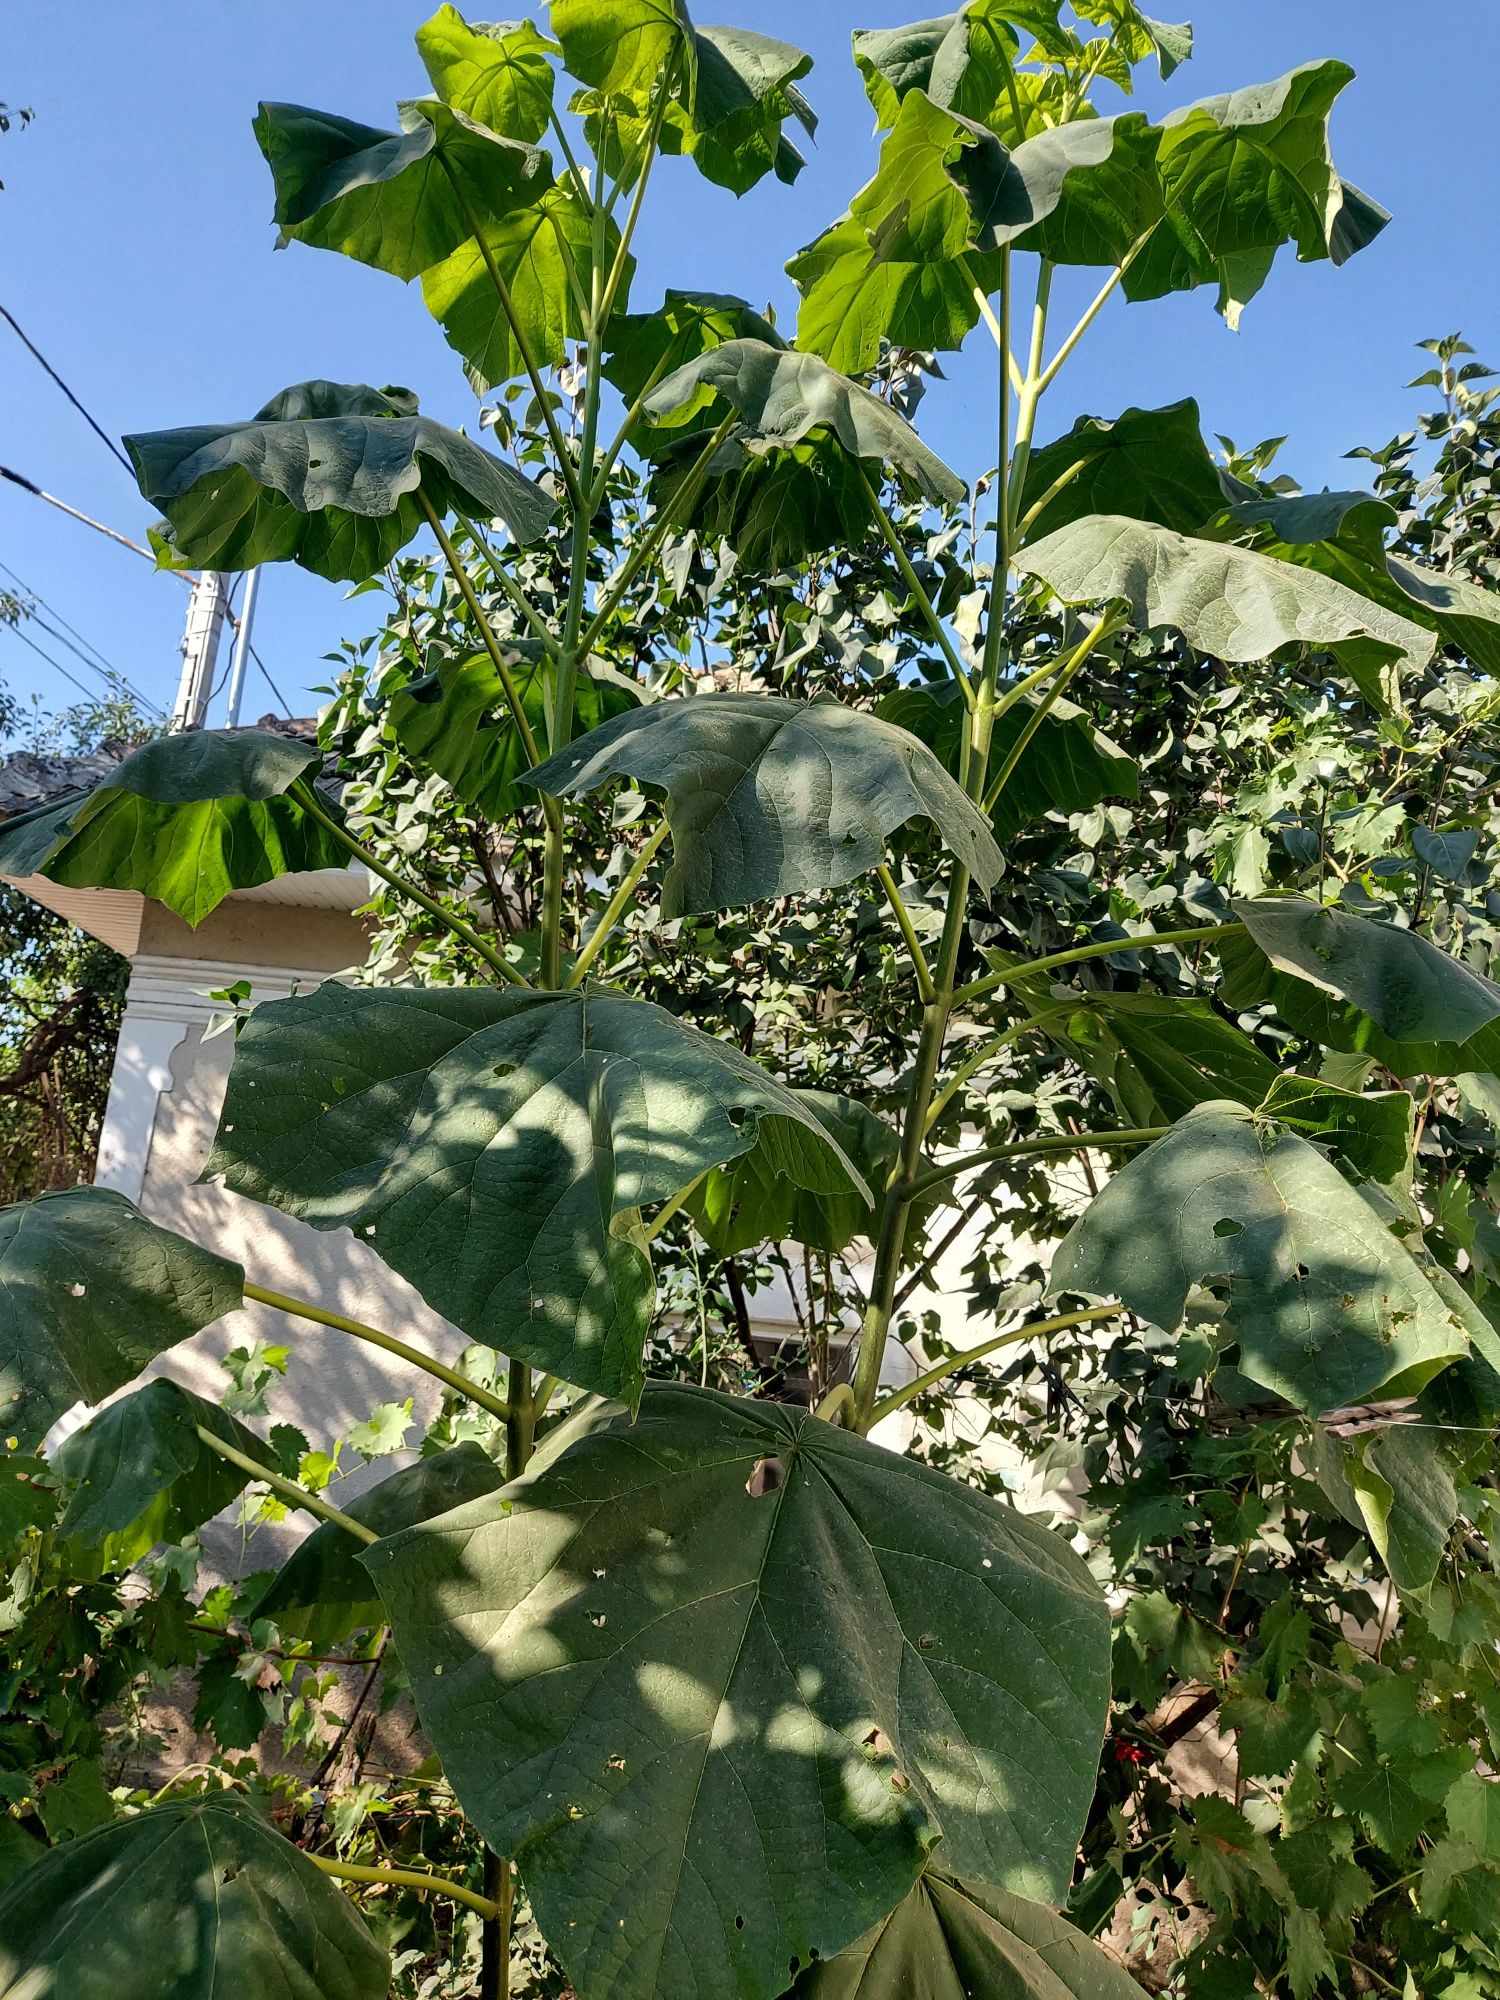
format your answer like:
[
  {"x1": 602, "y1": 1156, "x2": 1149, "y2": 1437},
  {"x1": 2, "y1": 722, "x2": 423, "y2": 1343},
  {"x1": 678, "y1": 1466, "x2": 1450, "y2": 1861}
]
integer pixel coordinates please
[
  {"x1": 127, "y1": 381, "x2": 553, "y2": 579},
  {"x1": 368, "y1": 1381, "x2": 1110, "y2": 2000},
  {"x1": 205, "y1": 984, "x2": 866, "y2": 1408},
  {"x1": 251, "y1": 1441, "x2": 505, "y2": 1649},
  {"x1": 416, "y1": 7, "x2": 560, "y2": 145},
  {"x1": 1218, "y1": 483, "x2": 1397, "y2": 557},
  {"x1": 1226, "y1": 896, "x2": 1500, "y2": 1077},
  {"x1": 684, "y1": 1089, "x2": 895, "y2": 1255},
  {"x1": 788, "y1": 90, "x2": 1007, "y2": 373},
  {"x1": 792, "y1": 1864, "x2": 1146, "y2": 2000},
  {"x1": 0, "y1": 1189, "x2": 242, "y2": 1452},
  {"x1": 876, "y1": 680, "x2": 1138, "y2": 842},
  {"x1": 0, "y1": 1793, "x2": 388, "y2": 1999},
  {"x1": 1385, "y1": 553, "x2": 1500, "y2": 676},
  {"x1": 0, "y1": 728, "x2": 346, "y2": 927},
  {"x1": 1049, "y1": 991, "x2": 1276, "y2": 1127},
  {"x1": 644, "y1": 338, "x2": 965, "y2": 506},
  {"x1": 421, "y1": 182, "x2": 619, "y2": 395},
  {"x1": 1256, "y1": 1073, "x2": 1414, "y2": 1187},
  {"x1": 603, "y1": 289, "x2": 783, "y2": 441},
  {"x1": 522, "y1": 693, "x2": 1001, "y2": 917},
  {"x1": 1018, "y1": 400, "x2": 1224, "y2": 541},
  {"x1": 1016, "y1": 516, "x2": 1436, "y2": 701},
  {"x1": 254, "y1": 97, "x2": 544, "y2": 281},
  {"x1": 552, "y1": 1, "x2": 815, "y2": 195},
  {"x1": 53, "y1": 1379, "x2": 262, "y2": 1562},
  {"x1": 1052, "y1": 1101, "x2": 1470, "y2": 1412},
  {"x1": 390, "y1": 649, "x2": 639, "y2": 820},
  {"x1": 1009, "y1": 62, "x2": 1386, "y2": 323}
]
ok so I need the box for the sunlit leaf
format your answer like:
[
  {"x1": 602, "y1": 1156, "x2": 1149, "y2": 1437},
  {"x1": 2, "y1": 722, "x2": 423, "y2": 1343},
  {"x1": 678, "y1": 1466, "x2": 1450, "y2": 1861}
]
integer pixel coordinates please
[
  {"x1": 523, "y1": 693, "x2": 1001, "y2": 916},
  {"x1": 53, "y1": 1378, "x2": 262, "y2": 1562},
  {"x1": 0, "y1": 1189, "x2": 242, "y2": 1452},
  {"x1": 369, "y1": 1381, "x2": 1110, "y2": 2000},
  {"x1": 205, "y1": 984, "x2": 867, "y2": 1409},
  {"x1": 604, "y1": 289, "x2": 784, "y2": 440},
  {"x1": 1016, "y1": 516, "x2": 1436, "y2": 703},
  {"x1": 1018, "y1": 400, "x2": 1224, "y2": 540},
  {"x1": 0, "y1": 1794, "x2": 389, "y2": 1999},
  {"x1": 416, "y1": 7, "x2": 560, "y2": 144},
  {"x1": 1051, "y1": 1100, "x2": 1470, "y2": 1412},
  {"x1": 1256, "y1": 1074, "x2": 1414, "y2": 1186},
  {"x1": 127, "y1": 380, "x2": 554, "y2": 579},
  {"x1": 254, "y1": 96, "x2": 545, "y2": 280},
  {"x1": 0, "y1": 727, "x2": 346, "y2": 926}
]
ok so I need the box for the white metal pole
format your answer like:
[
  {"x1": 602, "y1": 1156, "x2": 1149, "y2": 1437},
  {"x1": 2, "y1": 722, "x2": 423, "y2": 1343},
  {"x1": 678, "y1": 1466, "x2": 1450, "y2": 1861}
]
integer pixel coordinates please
[
  {"x1": 223, "y1": 567, "x2": 260, "y2": 727},
  {"x1": 170, "y1": 569, "x2": 229, "y2": 730}
]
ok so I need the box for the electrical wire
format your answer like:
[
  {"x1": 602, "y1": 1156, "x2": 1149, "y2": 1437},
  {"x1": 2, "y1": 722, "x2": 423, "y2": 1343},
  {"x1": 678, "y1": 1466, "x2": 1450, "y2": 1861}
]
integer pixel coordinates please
[
  {"x1": 0, "y1": 302, "x2": 135, "y2": 476},
  {"x1": 2, "y1": 616, "x2": 112, "y2": 707},
  {"x1": 0, "y1": 559, "x2": 164, "y2": 716}
]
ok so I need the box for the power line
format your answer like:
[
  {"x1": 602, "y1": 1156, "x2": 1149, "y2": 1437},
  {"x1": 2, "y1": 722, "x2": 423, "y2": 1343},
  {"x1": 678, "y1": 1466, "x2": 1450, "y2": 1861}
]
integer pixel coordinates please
[
  {"x1": 0, "y1": 302, "x2": 135, "y2": 476},
  {"x1": 0, "y1": 559, "x2": 164, "y2": 716},
  {"x1": 2, "y1": 616, "x2": 112, "y2": 709}
]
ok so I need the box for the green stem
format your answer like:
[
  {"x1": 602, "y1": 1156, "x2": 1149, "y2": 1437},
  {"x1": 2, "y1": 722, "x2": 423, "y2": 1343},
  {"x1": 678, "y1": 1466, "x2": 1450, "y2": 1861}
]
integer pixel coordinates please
[
  {"x1": 954, "y1": 921, "x2": 1245, "y2": 1007},
  {"x1": 902, "y1": 1127, "x2": 1167, "y2": 1201},
  {"x1": 441, "y1": 165, "x2": 586, "y2": 519},
  {"x1": 454, "y1": 512, "x2": 561, "y2": 661},
  {"x1": 644, "y1": 1168, "x2": 709, "y2": 1243},
  {"x1": 596, "y1": 52, "x2": 675, "y2": 333},
  {"x1": 244, "y1": 1283, "x2": 512, "y2": 1426},
  {"x1": 1013, "y1": 458, "x2": 1086, "y2": 544},
  {"x1": 481, "y1": 1852, "x2": 513, "y2": 2000},
  {"x1": 419, "y1": 497, "x2": 545, "y2": 770},
  {"x1": 956, "y1": 253, "x2": 1023, "y2": 395},
  {"x1": 589, "y1": 348, "x2": 674, "y2": 512},
  {"x1": 978, "y1": 244, "x2": 1013, "y2": 707},
  {"x1": 194, "y1": 1426, "x2": 377, "y2": 1543},
  {"x1": 576, "y1": 413, "x2": 738, "y2": 660},
  {"x1": 877, "y1": 865, "x2": 937, "y2": 1004},
  {"x1": 1003, "y1": 258, "x2": 1054, "y2": 552},
  {"x1": 984, "y1": 612, "x2": 1120, "y2": 817},
  {"x1": 290, "y1": 778, "x2": 527, "y2": 989},
  {"x1": 870, "y1": 1305, "x2": 1121, "y2": 1423},
  {"x1": 567, "y1": 818, "x2": 671, "y2": 986},
  {"x1": 504, "y1": 1358, "x2": 535, "y2": 1482},
  {"x1": 814, "y1": 1382, "x2": 856, "y2": 1427},
  {"x1": 923, "y1": 1005, "x2": 1075, "y2": 1133},
  {"x1": 856, "y1": 461, "x2": 976, "y2": 707},
  {"x1": 310, "y1": 1855, "x2": 501, "y2": 1922}
]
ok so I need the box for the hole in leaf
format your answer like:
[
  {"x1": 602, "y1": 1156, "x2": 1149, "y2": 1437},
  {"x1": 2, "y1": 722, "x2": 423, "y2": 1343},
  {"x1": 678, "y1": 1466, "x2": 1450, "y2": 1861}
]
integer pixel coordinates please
[
  {"x1": 734, "y1": 1915, "x2": 745, "y2": 1931},
  {"x1": 726, "y1": 1106, "x2": 746, "y2": 1129},
  {"x1": 68, "y1": 1282, "x2": 86, "y2": 1297},
  {"x1": 588, "y1": 1611, "x2": 607, "y2": 1627},
  {"x1": 917, "y1": 1633, "x2": 935, "y2": 1651},
  {"x1": 1212, "y1": 1218, "x2": 1243, "y2": 1239},
  {"x1": 746, "y1": 1455, "x2": 784, "y2": 1498},
  {"x1": 1294, "y1": 1262, "x2": 1310, "y2": 1280}
]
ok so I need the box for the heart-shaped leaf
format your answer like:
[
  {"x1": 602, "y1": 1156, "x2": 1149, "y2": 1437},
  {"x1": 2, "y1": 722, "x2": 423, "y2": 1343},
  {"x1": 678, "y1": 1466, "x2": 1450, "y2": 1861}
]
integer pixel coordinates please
[
  {"x1": 0, "y1": 728, "x2": 346, "y2": 926},
  {"x1": 250, "y1": 1441, "x2": 506, "y2": 1649},
  {"x1": 604, "y1": 289, "x2": 784, "y2": 441},
  {"x1": 552, "y1": 1, "x2": 815, "y2": 195},
  {"x1": 1226, "y1": 896, "x2": 1500, "y2": 1076},
  {"x1": 1016, "y1": 516, "x2": 1436, "y2": 697},
  {"x1": 522, "y1": 693, "x2": 1001, "y2": 917},
  {"x1": 792, "y1": 1864, "x2": 1146, "y2": 2000},
  {"x1": 390, "y1": 649, "x2": 640, "y2": 820},
  {"x1": 789, "y1": 91, "x2": 1008, "y2": 373},
  {"x1": 0, "y1": 1793, "x2": 389, "y2": 1999},
  {"x1": 1051, "y1": 1100, "x2": 1470, "y2": 1412},
  {"x1": 421, "y1": 181, "x2": 621, "y2": 395},
  {"x1": 53, "y1": 1378, "x2": 265, "y2": 1560},
  {"x1": 1385, "y1": 554, "x2": 1500, "y2": 676},
  {"x1": 1218, "y1": 484, "x2": 1398, "y2": 557},
  {"x1": 1255, "y1": 1074, "x2": 1414, "y2": 1187},
  {"x1": 0, "y1": 1189, "x2": 242, "y2": 1452},
  {"x1": 684, "y1": 1089, "x2": 896, "y2": 1255},
  {"x1": 1009, "y1": 62, "x2": 1385, "y2": 323},
  {"x1": 1018, "y1": 400, "x2": 1224, "y2": 541},
  {"x1": 205, "y1": 983, "x2": 867, "y2": 1408},
  {"x1": 368, "y1": 1381, "x2": 1110, "y2": 2000},
  {"x1": 126, "y1": 380, "x2": 553, "y2": 581},
  {"x1": 254, "y1": 97, "x2": 545, "y2": 281},
  {"x1": 1047, "y1": 991, "x2": 1275, "y2": 1128},
  {"x1": 416, "y1": 7, "x2": 560, "y2": 145}
]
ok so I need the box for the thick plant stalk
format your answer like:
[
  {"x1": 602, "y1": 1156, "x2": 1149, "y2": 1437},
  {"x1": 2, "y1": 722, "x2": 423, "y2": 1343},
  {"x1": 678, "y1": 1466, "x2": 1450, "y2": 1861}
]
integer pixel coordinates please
[
  {"x1": 955, "y1": 921, "x2": 1246, "y2": 1007},
  {"x1": 243, "y1": 1282, "x2": 512, "y2": 1425},
  {"x1": 567, "y1": 819, "x2": 671, "y2": 986},
  {"x1": 418, "y1": 497, "x2": 546, "y2": 768},
  {"x1": 870, "y1": 1304, "x2": 1123, "y2": 1422},
  {"x1": 310, "y1": 1854, "x2": 502, "y2": 1922}
]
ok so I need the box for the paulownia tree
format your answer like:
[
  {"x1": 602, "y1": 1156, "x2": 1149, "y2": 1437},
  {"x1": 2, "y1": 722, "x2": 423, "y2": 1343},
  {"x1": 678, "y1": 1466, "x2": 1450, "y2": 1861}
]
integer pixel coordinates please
[{"x1": 2, "y1": 7, "x2": 1497, "y2": 1999}]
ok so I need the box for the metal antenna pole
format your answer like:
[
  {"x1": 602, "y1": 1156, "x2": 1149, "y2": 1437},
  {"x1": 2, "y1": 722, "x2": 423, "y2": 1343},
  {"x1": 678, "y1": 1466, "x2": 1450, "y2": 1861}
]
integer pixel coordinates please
[
  {"x1": 170, "y1": 569, "x2": 229, "y2": 730},
  {"x1": 223, "y1": 568, "x2": 260, "y2": 727}
]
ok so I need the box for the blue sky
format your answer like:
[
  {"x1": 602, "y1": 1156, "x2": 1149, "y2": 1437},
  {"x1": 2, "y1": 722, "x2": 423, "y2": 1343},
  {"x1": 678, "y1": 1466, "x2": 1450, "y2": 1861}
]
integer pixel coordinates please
[{"x1": 2, "y1": 0, "x2": 1496, "y2": 728}]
